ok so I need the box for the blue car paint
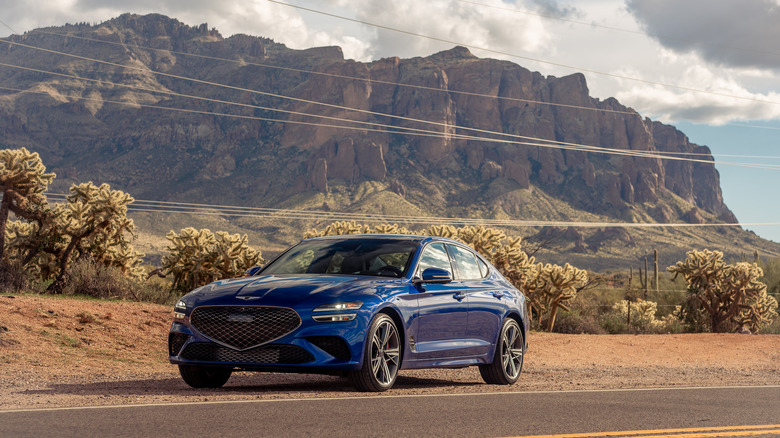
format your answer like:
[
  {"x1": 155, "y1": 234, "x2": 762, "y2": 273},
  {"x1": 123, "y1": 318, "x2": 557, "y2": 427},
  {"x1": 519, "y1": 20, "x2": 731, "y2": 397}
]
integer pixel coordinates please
[{"x1": 169, "y1": 235, "x2": 529, "y2": 376}]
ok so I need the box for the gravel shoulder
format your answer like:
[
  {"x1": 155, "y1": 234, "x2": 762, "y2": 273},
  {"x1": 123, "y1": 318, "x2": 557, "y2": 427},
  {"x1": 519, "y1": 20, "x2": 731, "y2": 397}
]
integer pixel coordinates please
[{"x1": 1, "y1": 294, "x2": 778, "y2": 411}]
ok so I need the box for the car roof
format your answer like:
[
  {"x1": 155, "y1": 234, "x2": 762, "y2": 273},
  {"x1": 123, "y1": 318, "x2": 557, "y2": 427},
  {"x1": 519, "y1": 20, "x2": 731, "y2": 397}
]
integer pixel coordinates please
[{"x1": 303, "y1": 234, "x2": 459, "y2": 245}]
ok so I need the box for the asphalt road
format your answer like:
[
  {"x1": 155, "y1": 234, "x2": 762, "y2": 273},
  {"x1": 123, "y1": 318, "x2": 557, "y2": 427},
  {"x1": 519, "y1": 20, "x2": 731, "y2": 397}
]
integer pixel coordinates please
[{"x1": 2, "y1": 386, "x2": 778, "y2": 437}]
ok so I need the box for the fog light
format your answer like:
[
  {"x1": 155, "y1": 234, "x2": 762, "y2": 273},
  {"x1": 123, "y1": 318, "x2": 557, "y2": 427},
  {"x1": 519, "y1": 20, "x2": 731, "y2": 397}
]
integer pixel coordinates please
[{"x1": 173, "y1": 311, "x2": 186, "y2": 321}]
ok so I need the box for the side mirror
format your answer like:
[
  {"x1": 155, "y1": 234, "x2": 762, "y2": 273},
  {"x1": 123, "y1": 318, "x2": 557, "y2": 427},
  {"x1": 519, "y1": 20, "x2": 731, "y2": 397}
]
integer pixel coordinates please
[
  {"x1": 414, "y1": 267, "x2": 453, "y2": 284},
  {"x1": 245, "y1": 266, "x2": 263, "y2": 277}
]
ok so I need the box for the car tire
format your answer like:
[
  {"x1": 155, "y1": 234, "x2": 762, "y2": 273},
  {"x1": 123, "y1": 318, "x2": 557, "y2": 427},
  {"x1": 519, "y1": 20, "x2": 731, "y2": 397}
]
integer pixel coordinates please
[
  {"x1": 178, "y1": 364, "x2": 232, "y2": 388},
  {"x1": 348, "y1": 314, "x2": 401, "y2": 392},
  {"x1": 479, "y1": 318, "x2": 524, "y2": 385}
]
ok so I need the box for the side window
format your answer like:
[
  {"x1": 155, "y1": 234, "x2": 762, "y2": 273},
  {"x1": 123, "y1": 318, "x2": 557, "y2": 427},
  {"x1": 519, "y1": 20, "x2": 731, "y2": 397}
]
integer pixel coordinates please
[
  {"x1": 416, "y1": 243, "x2": 452, "y2": 276},
  {"x1": 447, "y1": 244, "x2": 483, "y2": 280}
]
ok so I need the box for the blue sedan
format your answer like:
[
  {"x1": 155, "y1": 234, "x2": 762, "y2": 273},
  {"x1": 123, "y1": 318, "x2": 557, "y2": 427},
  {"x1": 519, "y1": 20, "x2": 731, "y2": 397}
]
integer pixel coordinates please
[{"x1": 168, "y1": 234, "x2": 529, "y2": 391}]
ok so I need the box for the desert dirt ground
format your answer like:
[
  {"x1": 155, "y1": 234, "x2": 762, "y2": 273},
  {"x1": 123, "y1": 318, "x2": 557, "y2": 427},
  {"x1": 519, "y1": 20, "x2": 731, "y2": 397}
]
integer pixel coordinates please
[{"x1": 1, "y1": 294, "x2": 778, "y2": 411}]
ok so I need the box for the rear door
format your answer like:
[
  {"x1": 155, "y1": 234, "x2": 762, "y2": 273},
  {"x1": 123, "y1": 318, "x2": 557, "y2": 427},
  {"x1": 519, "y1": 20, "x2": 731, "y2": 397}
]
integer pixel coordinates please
[{"x1": 446, "y1": 244, "x2": 505, "y2": 357}]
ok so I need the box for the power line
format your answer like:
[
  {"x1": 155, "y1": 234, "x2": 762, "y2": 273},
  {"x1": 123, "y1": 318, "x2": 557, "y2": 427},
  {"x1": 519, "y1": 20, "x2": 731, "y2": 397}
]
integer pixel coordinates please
[
  {"x1": 5, "y1": 26, "x2": 779, "y2": 161},
  {"x1": 0, "y1": 33, "x2": 778, "y2": 169},
  {"x1": 454, "y1": 0, "x2": 780, "y2": 60},
  {"x1": 266, "y1": 0, "x2": 780, "y2": 107},
  {"x1": 8, "y1": 17, "x2": 780, "y2": 135},
  {"x1": 2, "y1": 22, "x2": 779, "y2": 168},
  {"x1": 5, "y1": 81, "x2": 780, "y2": 172},
  {"x1": 44, "y1": 192, "x2": 780, "y2": 228},
  {"x1": 19, "y1": 28, "x2": 638, "y2": 117}
]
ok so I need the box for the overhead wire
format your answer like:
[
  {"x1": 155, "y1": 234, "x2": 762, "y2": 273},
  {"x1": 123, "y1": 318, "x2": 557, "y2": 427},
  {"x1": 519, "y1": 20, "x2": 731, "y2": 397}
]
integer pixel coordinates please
[
  {"x1": 11, "y1": 21, "x2": 780, "y2": 134},
  {"x1": 4, "y1": 26, "x2": 778, "y2": 160},
  {"x1": 3, "y1": 15, "x2": 780, "y2": 230},
  {"x1": 1, "y1": 37, "x2": 779, "y2": 169},
  {"x1": 4, "y1": 81, "x2": 779, "y2": 171},
  {"x1": 266, "y1": 0, "x2": 780, "y2": 107},
  {"x1": 43, "y1": 192, "x2": 780, "y2": 228},
  {"x1": 454, "y1": 0, "x2": 780, "y2": 60},
  {"x1": 17, "y1": 28, "x2": 638, "y2": 116}
]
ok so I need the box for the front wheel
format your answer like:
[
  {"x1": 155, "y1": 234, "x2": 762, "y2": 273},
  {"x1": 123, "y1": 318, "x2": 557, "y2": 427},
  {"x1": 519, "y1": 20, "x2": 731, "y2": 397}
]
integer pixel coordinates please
[
  {"x1": 348, "y1": 314, "x2": 401, "y2": 392},
  {"x1": 178, "y1": 364, "x2": 232, "y2": 388},
  {"x1": 479, "y1": 318, "x2": 524, "y2": 385}
]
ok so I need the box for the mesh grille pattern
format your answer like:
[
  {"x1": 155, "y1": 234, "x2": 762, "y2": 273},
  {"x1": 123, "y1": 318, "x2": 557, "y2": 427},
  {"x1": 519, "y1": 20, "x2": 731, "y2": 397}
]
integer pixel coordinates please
[
  {"x1": 168, "y1": 332, "x2": 190, "y2": 356},
  {"x1": 307, "y1": 336, "x2": 351, "y2": 360},
  {"x1": 190, "y1": 306, "x2": 301, "y2": 350},
  {"x1": 181, "y1": 343, "x2": 314, "y2": 364}
]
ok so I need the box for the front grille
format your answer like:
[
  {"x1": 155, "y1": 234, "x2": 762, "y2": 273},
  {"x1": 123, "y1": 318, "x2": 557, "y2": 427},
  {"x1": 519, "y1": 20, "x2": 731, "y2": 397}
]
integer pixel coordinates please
[
  {"x1": 181, "y1": 343, "x2": 314, "y2": 364},
  {"x1": 190, "y1": 306, "x2": 301, "y2": 350},
  {"x1": 168, "y1": 332, "x2": 190, "y2": 356},
  {"x1": 307, "y1": 336, "x2": 351, "y2": 360}
]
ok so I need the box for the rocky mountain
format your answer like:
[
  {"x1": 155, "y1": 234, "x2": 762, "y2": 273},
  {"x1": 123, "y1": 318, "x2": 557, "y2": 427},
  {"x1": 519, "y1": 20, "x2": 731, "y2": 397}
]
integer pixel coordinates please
[{"x1": 0, "y1": 13, "x2": 776, "y2": 269}]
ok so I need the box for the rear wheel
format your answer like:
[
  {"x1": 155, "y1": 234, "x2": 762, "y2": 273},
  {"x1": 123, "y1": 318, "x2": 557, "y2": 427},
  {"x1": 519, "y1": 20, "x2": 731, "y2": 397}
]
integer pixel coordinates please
[
  {"x1": 348, "y1": 314, "x2": 400, "y2": 392},
  {"x1": 178, "y1": 365, "x2": 232, "y2": 388},
  {"x1": 479, "y1": 318, "x2": 524, "y2": 385}
]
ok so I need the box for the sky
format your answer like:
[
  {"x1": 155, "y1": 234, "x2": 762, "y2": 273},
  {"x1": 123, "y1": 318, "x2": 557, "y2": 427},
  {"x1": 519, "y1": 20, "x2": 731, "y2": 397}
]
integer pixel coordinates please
[{"x1": 1, "y1": 0, "x2": 779, "y2": 241}]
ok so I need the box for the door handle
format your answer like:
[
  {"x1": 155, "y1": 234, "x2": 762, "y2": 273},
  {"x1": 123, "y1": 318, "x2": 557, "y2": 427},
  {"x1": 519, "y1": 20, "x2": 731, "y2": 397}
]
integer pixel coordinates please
[
  {"x1": 453, "y1": 292, "x2": 466, "y2": 301},
  {"x1": 492, "y1": 291, "x2": 506, "y2": 299}
]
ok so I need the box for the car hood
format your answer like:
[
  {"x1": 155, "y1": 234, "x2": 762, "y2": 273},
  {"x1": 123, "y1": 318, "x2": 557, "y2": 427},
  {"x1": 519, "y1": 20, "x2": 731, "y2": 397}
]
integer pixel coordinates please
[{"x1": 188, "y1": 274, "x2": 400, "y2": 307}]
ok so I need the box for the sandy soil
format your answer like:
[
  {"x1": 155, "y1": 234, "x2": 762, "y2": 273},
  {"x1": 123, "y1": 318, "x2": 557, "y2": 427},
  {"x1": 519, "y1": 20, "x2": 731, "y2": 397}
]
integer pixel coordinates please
[{"x1": 1, "y1": 294, "x2": 778, "y2": 411}]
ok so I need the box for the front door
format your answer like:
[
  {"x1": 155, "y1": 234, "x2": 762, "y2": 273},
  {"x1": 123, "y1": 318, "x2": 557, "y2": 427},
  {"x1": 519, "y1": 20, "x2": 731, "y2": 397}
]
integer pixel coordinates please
[{"x1": 411, "y1": 242, "x2": 469, "y2": 359}]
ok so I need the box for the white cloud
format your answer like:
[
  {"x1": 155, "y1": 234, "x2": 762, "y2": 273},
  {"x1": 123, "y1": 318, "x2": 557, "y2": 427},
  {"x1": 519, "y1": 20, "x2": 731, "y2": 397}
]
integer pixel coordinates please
[
  {"x1": 614, "y1": 64, "x2": 780, "y2": 125},
  {"x1": 625, "y1": 0, "x2": 780, "y2": 70},
  {"x1": 317, "y1": 0, "x2": 555, "y2": 61}
]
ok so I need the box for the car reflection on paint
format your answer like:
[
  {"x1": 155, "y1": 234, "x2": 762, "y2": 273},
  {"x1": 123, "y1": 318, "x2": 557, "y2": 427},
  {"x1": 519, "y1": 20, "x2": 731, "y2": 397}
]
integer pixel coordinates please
[{"x1": 169, "y1": 234, "x2": 529, "y2": 391}]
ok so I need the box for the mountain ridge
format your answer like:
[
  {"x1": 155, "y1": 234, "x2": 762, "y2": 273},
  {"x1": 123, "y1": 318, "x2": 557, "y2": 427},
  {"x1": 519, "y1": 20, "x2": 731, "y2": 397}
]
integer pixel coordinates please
[{"x1": 0, "y1": 13, "x2": 776, "y2": 269}]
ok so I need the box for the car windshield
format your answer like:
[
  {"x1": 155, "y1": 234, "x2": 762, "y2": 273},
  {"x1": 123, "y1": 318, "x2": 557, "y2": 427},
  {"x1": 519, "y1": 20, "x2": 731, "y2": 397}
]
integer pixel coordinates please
[{"x1": 261, "y1": 237, "x2": 419, "y2": 278}]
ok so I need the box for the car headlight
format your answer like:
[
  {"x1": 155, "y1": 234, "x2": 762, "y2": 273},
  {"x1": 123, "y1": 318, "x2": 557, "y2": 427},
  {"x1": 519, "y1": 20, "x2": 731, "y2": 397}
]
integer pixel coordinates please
[
  {"x1": 312, "y1": 301, "x2": 362, "y2": 323},
  {"x1": 313, "y1": 301, "x2": 363, "y2": 312},
  {"x1": 173, "y1": 300, "x2": 187, "y2": 321}
]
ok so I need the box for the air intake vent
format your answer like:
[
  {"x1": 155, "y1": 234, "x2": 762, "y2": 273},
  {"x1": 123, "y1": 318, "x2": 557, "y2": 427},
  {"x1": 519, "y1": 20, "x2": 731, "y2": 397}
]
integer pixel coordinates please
[{"x1": 190, "y1": 306, "x2": 301, "y2": 350}]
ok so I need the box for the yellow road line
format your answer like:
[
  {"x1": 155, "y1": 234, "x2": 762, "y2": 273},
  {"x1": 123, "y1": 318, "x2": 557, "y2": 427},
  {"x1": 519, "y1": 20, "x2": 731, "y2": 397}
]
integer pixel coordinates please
[{"x1": 505, "y1": 424, "x2": 780, "y2": 438}]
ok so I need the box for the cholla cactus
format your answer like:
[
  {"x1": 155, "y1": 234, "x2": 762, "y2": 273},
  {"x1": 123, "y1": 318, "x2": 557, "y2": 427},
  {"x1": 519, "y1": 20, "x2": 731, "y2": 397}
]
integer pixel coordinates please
[
  {"x1": 527, "y1": 263, "x2": 588, "y2": 331},
  {"x1": 612, "y1": 298, "x2": 663, "y2": 332},
  {"x1": 162, "y1": 227, "x2": 264, "y2": 291},
  {"x1": 0, "y1": 147, "x2": 55, "y2": 260},
  {"x1": 46, "y1": 182, "x2": 142, "y2": 293},
  {"x1": 304, "y1": 221, "x2": 370, "y2": 238},
  {"x1": 4, "y1": 181, "x2": 144, "y2": 291},
  {"x1": 668, "y1": 249, "x2": 776, "y2": 333},
  {"x1": 424, "y1": 225, "x2": 457, "y2": 239},
  {"x1": 370, "y1": 224, "x2": 415, "y2": 235}
]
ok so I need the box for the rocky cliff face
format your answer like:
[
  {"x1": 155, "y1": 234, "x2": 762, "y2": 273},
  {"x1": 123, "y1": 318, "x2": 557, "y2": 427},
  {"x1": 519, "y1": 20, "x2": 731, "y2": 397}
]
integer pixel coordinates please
[{"x1": 0, "y1": 14, "x2": 749, "y2": 261}]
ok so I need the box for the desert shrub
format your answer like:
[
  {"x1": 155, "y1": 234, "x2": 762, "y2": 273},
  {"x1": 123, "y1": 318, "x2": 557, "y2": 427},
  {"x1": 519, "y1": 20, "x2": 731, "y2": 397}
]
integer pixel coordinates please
[
  {"x1": 0, "y1": 260, "x2": 29, "y2": 292},
  {"x1": 599, "y1": 312, "x2": 628, "y2": 334},
  {"x1": 60, "y1": 258, "x2": 176, "y2": 304},
  {"x1": 61, "y1": 258, "x2": 135, "y2": 299},
  {"x1": 548, "y1": 309, "x2": 605, "y2": 334}
]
